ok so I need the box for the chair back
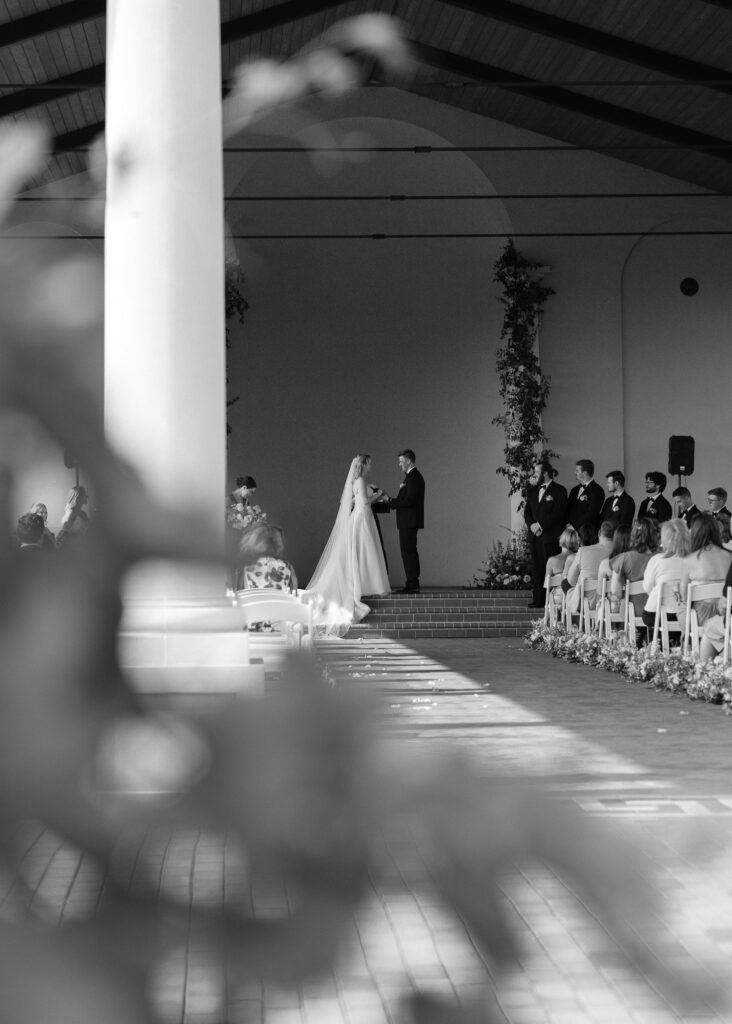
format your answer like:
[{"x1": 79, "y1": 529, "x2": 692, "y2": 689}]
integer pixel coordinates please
[
  {"x1": 543, "y1": 573, "x2": 563, "y2": 627},
  {"x1": 236, "y1": 590, "x2": 314, "y2": 648},
  {"x1": 723, "y1": 588, "x2": 732, "y2": 666},
  {"x1": 578, "y1": 577, "x2": 599, "y2": 634},
  {"x1": 597, "y1": 576, "x2": 625, "y2": 640},
  {"x1": 652, "y1": 580, "x2": 682, "y2": 654},
  {"x1": 683, "y1": 580, "x2": 725, "y2": 656},
  {"x1": 237, "y1": 588, "x2": 295, "y2": 604},
  {"x1": 623, "y1": 580, "x2": 646, "y2": 643}
]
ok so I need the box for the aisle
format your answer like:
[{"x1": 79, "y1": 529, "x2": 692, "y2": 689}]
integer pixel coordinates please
[{"x1": 5, "y1": 637, "x2": 732, "y2": 1024}]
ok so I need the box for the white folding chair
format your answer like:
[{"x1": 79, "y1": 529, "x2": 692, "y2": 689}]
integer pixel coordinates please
[
  {"x1": 579, "y1": 577, "x2": 599, "y2": 634},
  {"x1": 624, "y1": 581, "x2": 647, "y2": 645},
  {"x1": 543, "y1": 572, "x2": 563, "y2": 627},
  {"x1": 236, "y1": 591, "x2": 314, "y2": 649},
  {"x1": 652, "y1": 580, "x2": 683, "y2": 654},
  {"x1": 683, "y1": 581, "x2": 725, "y2": 657},
  {"x1": 723, "y1": 588, "x2": 732, "y2": 666},
  {"x1": 597, "y1": 577, "x2": 625, "y2": 640}
]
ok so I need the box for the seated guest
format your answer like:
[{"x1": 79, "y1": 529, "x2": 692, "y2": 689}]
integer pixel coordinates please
[
  {"x1": 678, "y1": 514, "x2": 732, "y2": 632},
  {"x1": 699, "y1": 561, "x2": 732, "y2": 660},
  {"x1": 16, "y1": 512, "x2": 45, "y2": 552},
  {"x1": 235, "y1": 523, "x2": 298, "y2": 633},
  {"x1": 706, "y1": 487, "x2": 731, "y2": 543},
  {"x1": 566, "y1": 459, "x2": 604, "y2": 533},
  {"x1": 234, "y1": 523, "x2": 297, "y2": 593},
  {"x1": 600, "y1": 470, "x2": 635, "y2": 528},
  {"x1": 610, "y1": 518, "x2": 658, "y2": 618},
  {"x1": 546, "y1": 526, "x2": 579, "y2": 579},
  {"x1": 671, "y1": 486, "x2": 701, "y2": 529},
  {"x1": 638, "y1": 472, "x2": 672, "y2": 524},
  {"x1": 29, "y1": 502, "x2": 56, "y2": 552},
  {"x1": 544, "y1": 526, "x2": 579, "y2": 608},
  {"x1": 563, "y1": 520, "x2": 614, "y2": 615},
  {"x1": 642, "y1": 519, "x2": 691, "y2": 635},
  {"x1": 598, "y1": 524, "x2": 631, "y2": 595},
  {"x1": 56, "y1": 485, "x2": 90, "y2": 548}
]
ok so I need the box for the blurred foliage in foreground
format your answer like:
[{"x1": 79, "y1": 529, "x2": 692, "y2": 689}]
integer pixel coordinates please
[{"x1": 0, "y1": 13, "x2": 721, "y2": 1024}]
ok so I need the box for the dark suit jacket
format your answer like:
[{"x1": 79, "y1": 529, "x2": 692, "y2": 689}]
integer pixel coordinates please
[
  {"x1": 680, "y1": 504, "x2": 702, "y2": 528},
  {"x1": 566, "y1": 480, "x2": 604, "y2": 533},
  {"x1": 600, "y1": 491, "x2": 635, "y2": 528},
  {"x1": 523, "y1": 480, "x2": 568, "y2": 544},
  {"x1": 390, "y1": 467, "x2": 425, "y2": 530},
  {"x1": 638, "y1": 494, "x2": 672, "y2": 523}
]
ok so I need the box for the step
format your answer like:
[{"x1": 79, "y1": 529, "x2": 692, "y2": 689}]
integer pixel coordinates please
[
  {"x1": 346, "y1": 625, "x2": 530, "y2": 639},
  {"x1": 347, "y1": 588, "x2": 536, "y2": 639}
]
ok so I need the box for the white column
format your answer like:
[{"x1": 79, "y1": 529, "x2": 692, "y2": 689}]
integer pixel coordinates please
[{"x1": 105, "y1": 0, "x2": 226, "y2": 598}]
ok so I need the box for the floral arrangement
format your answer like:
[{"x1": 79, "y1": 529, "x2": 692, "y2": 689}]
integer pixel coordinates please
[
  {"x1": 473, "y1": 527, "x2": 532, "y2": 589},
  {"x1": 525, "y1": 621, "x2": 732, "y2": 712},
  {"x1": 492, "y1": 239, "x2": 556, "y2": 502},
  {"x1": 226, "y1": 501, "x2": 266, "y2": 532}
]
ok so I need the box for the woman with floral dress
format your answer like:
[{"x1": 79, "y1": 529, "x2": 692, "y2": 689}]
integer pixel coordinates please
[{"x1": 234, "y1": 523, "x2": 297, "y2": 631}]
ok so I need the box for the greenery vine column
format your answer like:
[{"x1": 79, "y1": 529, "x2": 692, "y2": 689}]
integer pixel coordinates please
[{"x1": 492, "y1": 239, "x2": 555, "y2": 503}]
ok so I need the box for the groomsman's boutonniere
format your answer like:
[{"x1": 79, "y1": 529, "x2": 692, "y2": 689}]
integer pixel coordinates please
[
  {"x1": 544, "y1": 493, "x2": 554, "y2": 502},
  {"x1": 579, "y1": 494, "x2": 587, "y2": 502},
  {"x1": 612, "y1": 499, "x2": 619, "y2": 511}
]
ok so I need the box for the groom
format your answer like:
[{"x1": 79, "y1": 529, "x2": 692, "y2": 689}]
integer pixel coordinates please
[{"x1": 387, "y1": 448, "x2": 425, "y2": 594}]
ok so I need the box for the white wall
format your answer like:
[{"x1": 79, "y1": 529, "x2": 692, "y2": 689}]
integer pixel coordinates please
[
  {"x1": 222, "y1": 89, "x2": 732, "y2": 583},
  {"x1": 225, "y1": 88, "x2": 732, "y2": 583},
  {"x1": 225, "y1": 111, "x2": 512, "y2": 585}
]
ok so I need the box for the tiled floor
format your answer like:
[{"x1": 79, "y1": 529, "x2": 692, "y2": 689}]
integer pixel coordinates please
[{"x1": 4, "y1": 635, "x2": 732, "y2": 1023}]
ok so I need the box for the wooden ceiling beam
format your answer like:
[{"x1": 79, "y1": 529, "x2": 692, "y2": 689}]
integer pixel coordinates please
[
  {"x1": 51, "y1": 120, "x2": 104, "y2": 153},
  {"x1": 415, "y1": 43, "x2": 732, "y2": 162},
  {"x1": 4, "y1": 0, "x2": 347, "y2": 123},
  {"x1": 0, "y1": 0, "x2": 105, "y2": 48},
  {"x1": 440, "y1": 0, "x2": 732, "y2": 95},
  {"x1": 221, "y1": 0, "x2": 347, "y2": 46},
  {"x1": 0, "y1": 65, "x2": 105, "y2": 118}
]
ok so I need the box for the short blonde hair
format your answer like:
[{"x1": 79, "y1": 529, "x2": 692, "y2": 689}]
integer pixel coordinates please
[
  {"x1": 559, "y1": 526, "x2": 579, "y2": 552},
  {"x1": 238, "y1": 523, "x2": 285, "y2": 561},
  {"x1": 660, "y1": 518, "x2": 690, "y2": 558}
]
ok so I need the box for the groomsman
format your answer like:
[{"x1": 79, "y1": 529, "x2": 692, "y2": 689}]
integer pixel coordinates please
[
  {"x1": 524, "y1": 459, "x2": 568, "y2": 609},
  {"x1": 638, "y1": 471, "x2": 672, "y2": 523},
  {"x1": 388, "y1": 449, "x2": 425, "y2": 593},
  {"x1": 566, "y1": 459, "x2": 604, "y2": 532},
  {"x1": 672, "y1": 486, "x2": 701, "y2": 528},
  {"x1": 600, "y1": 470, "x2": 635, "y2": 528},
  {"x1": 707, "y1": 487, "x2": 731, "y2": 541}
]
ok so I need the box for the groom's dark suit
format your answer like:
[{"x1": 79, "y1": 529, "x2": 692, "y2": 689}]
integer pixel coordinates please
[{"x1": 390, "y1": 467, "x2": 425, "y2": 590}]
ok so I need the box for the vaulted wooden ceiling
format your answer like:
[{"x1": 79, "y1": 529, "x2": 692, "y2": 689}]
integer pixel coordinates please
[{"x1": 2, "y1": 0, "x2": 732, "y2": 192}]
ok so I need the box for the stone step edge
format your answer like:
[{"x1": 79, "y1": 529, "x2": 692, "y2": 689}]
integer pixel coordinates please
[{"x1": 346, "y1": 628, "x2": 528, "y2": 638}]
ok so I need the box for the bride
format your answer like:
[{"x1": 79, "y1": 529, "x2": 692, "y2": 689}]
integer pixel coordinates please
[{"x1": 307, "y1": 454, "x2": 390, "y2": 632}]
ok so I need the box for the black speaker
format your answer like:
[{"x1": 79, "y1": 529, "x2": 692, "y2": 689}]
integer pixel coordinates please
[{"x1": 668, "y1": 435, "x2": 695, "y2": 476}]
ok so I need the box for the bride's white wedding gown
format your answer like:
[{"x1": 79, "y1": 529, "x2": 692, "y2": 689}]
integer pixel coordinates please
[{"x1": 307, "y1": 472, "x2": 390, "y2": 633}]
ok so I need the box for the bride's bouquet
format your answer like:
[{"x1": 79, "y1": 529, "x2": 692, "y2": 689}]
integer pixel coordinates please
[{"x1": 226, "y1": 502, "x2": 267, "y2": 532}]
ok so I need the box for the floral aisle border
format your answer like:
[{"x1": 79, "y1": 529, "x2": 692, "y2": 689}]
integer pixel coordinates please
[
  {"x1": 492, "y1": 239, "x2": 556, "y2": 499},
  {"x1": 525, "y1": 621, "x2": 732, "y2": 713}
]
